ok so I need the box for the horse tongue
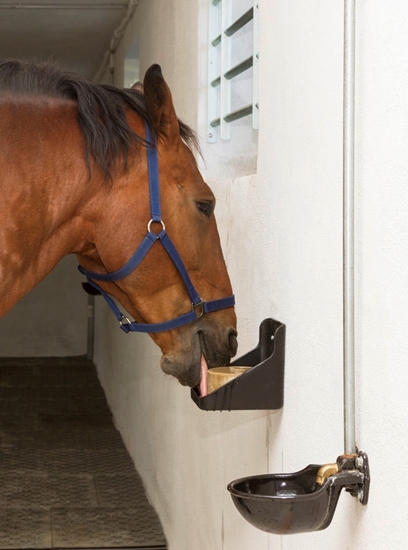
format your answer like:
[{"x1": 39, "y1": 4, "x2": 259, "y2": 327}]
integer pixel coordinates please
[{"x1": 199, "y1": 354, "x2": 208, "y2": 397}]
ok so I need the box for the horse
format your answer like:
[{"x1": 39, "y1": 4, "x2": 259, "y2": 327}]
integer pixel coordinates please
[{"x1": 0, "y1": 59, "x2": 237, "y2": 396}]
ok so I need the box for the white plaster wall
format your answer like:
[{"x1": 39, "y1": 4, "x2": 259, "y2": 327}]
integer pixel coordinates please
[
  {"x1": 0, "y1": 255, "x2": 88, "y2": 357},
  {"x1": 94, "y1": 1, "x2": 408, "y2": 548}
]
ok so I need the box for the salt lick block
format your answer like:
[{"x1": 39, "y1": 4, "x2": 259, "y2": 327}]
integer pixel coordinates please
[{"x1": 207, "y1": 366, "x2": 251, "y2": 394}]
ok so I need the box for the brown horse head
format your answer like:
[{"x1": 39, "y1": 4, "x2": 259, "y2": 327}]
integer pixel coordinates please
[
  {"x1": 78, "y1": 65, "x2": 237, "y2": 391},
  {"x1": 0, "y1": 59, "x2": 236, "y2": 394}
]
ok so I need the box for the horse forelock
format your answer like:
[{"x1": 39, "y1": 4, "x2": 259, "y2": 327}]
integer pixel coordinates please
[{"x1": 0, "y1": 59, "x2": 198, "y2": 180}]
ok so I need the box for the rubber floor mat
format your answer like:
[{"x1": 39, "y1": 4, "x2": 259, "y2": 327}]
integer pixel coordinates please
[{"x1": 0, "y1": 356, "x2": 167, "y2": 549}]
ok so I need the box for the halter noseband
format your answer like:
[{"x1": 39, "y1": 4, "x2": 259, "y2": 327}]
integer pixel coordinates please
[{"x1": 78, "y1": 124, "x2": 235, "y2": 334}]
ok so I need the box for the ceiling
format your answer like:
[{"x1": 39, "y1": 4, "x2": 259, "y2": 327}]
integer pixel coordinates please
[{"x1": 0, "y1": 0, "x2": 136, "y2": 79}]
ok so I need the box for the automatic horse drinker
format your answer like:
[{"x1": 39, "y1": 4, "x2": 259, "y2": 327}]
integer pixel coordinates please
[{"x1": 227, "y1": 452, "x2": 370, "y2": 535}]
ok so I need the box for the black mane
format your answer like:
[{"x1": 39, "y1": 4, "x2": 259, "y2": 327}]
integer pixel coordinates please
[{"x1": 0, "y1": 59, "x2": 197, "y2": 179}]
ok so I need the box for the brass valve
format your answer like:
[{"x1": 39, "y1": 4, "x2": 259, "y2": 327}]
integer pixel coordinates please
[{"x1": 315, "y1": 463, "x2": 339, "y2": 486}]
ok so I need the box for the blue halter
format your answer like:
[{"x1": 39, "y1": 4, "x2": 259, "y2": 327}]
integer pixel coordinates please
[{"x1": 78, "y1": 124, "x2": 235, "y2": 334}]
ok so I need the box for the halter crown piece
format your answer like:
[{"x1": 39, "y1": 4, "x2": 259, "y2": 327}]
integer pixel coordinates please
[{"x1": 78, "y1": 124, "x2": 235, "y2": 333}]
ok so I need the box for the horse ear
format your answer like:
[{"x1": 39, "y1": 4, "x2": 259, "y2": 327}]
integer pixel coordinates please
[
  {"x1": 143, "y1": 64, "x2": 179, "y2": 146},
  {"x1": 131, "y1": 81, "x2": 144, "y2": 93}
]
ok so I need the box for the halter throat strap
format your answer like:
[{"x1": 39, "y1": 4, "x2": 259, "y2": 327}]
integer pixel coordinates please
[{"x1": 78, "y1": 124, "x2": 235, "y2": 333}]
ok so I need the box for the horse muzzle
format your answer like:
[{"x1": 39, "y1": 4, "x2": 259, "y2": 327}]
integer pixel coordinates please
[{"x1": 160, "y1": 321, "x2": 238, "y2": 388}]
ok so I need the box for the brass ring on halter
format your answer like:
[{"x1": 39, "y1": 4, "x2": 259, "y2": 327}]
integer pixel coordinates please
[{"x1": 147, "y1": 219, "x2": 166, "y2": 233}]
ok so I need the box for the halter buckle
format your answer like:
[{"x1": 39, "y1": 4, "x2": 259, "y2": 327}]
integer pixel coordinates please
[
  {"x1": 119, "y1": 315, "x2": 131, "y2": 326},
  {"x1": 192, "y1": 299, "x2": 205, "y2": 319}
]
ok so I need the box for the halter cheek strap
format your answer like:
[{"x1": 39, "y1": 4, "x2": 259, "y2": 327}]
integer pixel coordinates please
[{"x1": 78, "y1": 124, "x2": 235, "y2": 333}]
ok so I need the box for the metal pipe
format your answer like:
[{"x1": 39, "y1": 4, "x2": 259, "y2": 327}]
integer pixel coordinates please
[
  {"x1": 109, "y1": 52, "x2": 115, "y2": 85},
  {"x1": 343, "y1": 0, "x2": 356, "y2": 455},
  {"x1": 93, "y1": 0, "x2": 139, "y2": 83}
]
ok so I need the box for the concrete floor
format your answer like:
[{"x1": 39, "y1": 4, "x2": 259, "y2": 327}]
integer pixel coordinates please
[{"x1": 0, "y1": 356, "x2": 167, "y2": 549}]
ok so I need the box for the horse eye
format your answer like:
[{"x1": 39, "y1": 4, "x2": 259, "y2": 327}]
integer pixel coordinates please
[{"x1": 196, "y1": 201, "x2": 213, "y2": 217}]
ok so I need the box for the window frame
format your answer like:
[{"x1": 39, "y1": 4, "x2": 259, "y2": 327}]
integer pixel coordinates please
[{"x1": 207, "y1": 0, "x2": 259, "y2": 143}]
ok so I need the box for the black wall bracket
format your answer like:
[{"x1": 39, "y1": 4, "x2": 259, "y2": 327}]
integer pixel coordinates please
[{"x1": 191, "y1": 318, "x2": 285, "y2": 411}]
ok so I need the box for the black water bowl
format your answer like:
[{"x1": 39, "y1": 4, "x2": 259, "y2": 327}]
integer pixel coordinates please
[{"x1": 227, "y1": 462, "x2": 367, "y2": 535}]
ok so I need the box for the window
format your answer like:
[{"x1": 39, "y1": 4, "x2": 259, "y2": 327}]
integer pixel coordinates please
[{"x1": 207, "y1": 0, "x2": 259, "y2": 143}]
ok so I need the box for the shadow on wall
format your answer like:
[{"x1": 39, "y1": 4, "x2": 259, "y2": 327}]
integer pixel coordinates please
[{"x1": 0, "y1": 256, "x2": 88, "y2": 357}]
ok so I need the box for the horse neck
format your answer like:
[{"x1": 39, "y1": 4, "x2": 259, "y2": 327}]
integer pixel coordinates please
[{"x1": 0, "y1": 98, "x2": 99, "y2": 317}]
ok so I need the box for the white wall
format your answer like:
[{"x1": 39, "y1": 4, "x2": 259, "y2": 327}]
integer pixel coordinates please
[
  {"x1": 0, "y1": 255, "x2": 88, "y2": 357},
  {"x1": 94, "y1": 1, "x2": 408, "y2": 548}
]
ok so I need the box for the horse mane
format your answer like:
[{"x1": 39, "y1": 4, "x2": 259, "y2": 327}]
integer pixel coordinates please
[{"x1": 0, "y1": 59, "x2": 198, "y2": 179}]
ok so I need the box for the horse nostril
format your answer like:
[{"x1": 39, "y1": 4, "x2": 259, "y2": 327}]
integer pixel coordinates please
[{"x1": 228, "y1": 328, "x2": 238, "y2": 357}]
